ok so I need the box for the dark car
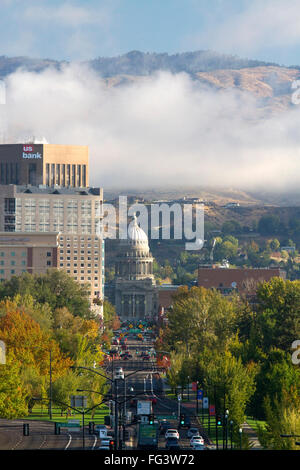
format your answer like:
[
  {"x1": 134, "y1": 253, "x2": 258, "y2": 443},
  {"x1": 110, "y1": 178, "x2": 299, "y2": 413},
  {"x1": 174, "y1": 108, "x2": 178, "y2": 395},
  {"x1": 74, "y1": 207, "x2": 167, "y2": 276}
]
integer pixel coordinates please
[
  {"x1": 165, "y1": 437, "x2": 180, "y2": 450},
  {"x1": 159, "y1": 420, "x2": 171, "y2": 435}
]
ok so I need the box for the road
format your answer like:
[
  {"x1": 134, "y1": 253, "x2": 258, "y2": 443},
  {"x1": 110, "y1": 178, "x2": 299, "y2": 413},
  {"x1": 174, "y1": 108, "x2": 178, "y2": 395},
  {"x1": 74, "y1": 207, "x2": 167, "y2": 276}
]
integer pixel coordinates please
[{"x1": 0, "y1": 327, "x2": 210, "y2": 451}]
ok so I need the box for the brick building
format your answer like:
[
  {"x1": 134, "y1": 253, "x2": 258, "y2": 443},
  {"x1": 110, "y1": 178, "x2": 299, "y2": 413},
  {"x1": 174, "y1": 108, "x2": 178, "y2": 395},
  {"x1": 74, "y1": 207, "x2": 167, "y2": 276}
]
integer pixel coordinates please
[{"x1": 198, "y1": 265, "x2": 286, "y2": 297}]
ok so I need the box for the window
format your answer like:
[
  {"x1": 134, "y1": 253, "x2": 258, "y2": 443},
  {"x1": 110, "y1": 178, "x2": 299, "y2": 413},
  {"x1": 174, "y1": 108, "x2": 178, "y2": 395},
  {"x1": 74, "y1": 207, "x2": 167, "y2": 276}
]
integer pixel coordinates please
[
  {"x1": 47, "y1": 252, "x2": 51, "y2": 257},
  {"x1": 11, "y1": 269, "x2": 15, "y2": 274},
  {"x1": 47, "y1": 261, "x2": 51, "y2": 266},
  {"x1": 10, "y1": 252, "x2": 15, "y2": 257}
]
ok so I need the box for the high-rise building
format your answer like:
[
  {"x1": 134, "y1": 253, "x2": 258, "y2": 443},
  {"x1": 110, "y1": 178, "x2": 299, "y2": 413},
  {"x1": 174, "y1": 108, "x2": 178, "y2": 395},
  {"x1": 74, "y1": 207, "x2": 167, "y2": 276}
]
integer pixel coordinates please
[
  {"x1": 0, "y1": 184, "x2": 104, "y2": 309},
  {"x1": 0, "y1": 144, "x2": 89, "y2": 187}
]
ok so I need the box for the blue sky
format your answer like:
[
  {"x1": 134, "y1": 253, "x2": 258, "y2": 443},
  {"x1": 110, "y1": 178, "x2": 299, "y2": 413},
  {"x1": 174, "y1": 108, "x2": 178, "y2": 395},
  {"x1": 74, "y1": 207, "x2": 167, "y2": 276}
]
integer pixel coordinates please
[{"x1": 1, "y1": 0, "x2": 300, "y2": 65}]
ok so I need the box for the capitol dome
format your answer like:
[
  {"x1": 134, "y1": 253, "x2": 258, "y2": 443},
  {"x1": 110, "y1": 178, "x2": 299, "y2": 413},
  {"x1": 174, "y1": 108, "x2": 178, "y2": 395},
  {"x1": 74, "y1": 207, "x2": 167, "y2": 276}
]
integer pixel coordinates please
[{"x1": 127, "y1": 214, "x2": 148, "y2": 246}]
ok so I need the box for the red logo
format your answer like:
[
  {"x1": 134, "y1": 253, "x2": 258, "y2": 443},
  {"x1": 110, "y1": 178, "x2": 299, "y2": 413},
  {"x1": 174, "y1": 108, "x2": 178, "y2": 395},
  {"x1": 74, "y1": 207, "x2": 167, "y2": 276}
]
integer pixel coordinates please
[{"x1": 23, "y1": 145, "x2": 34, "y2": 152}]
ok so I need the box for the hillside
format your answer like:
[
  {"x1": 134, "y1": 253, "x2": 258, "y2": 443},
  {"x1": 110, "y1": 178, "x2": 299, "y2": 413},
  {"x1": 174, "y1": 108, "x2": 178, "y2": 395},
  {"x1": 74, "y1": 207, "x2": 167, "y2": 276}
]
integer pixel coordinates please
[
  {"x1": 0, "y1": 51, "x2": 298, "y2": 117},
  {"x1": 0, "y1": 50, "x2": 278, "y2": 79}
]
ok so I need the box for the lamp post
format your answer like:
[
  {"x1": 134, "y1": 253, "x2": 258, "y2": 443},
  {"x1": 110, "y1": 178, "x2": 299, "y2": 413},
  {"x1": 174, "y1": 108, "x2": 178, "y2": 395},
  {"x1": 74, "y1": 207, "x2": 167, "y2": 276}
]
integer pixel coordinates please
[
  {"x1": 73, "y1": 365, "x2": 149, "y2": 450},
  {"x1": 225, "y1": 409, "x2": 229, "y2": 450},
  {"x1": 49, "y1": 350, "x2": 52, "y2": 420},
  {"x1": 239, "y1": 427, "x2": 243, "y2": 450},
  {"x1": 230, "y1": 420, "x2": 233, "y2": 450},
  {"x1": 187, "y1": 376, "x2": 190, "y2": 401}
]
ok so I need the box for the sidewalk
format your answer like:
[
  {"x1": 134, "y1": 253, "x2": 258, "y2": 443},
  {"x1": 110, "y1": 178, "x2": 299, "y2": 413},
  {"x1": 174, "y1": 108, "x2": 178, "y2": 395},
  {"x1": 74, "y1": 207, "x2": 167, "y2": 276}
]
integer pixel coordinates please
[{"x1": 241, "y1": 421, "x2": 262, "y2": 449}]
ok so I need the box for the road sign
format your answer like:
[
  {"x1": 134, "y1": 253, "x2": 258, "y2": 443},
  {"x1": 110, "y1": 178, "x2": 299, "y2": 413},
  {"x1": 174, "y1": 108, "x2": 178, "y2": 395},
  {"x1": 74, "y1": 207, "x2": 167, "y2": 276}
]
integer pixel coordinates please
[
  {"x1": 70, "y1": 395, "x2": 87, "y2": 408},
  {"x1": 203, "y1": 397, "x2": 209, "y2": 409},
  {"x1": 209, "y1": 405, "x2": 216, "y2": 416},
  {"x1": 177, "y1": 394, "x2": 182, "y2": 401}
]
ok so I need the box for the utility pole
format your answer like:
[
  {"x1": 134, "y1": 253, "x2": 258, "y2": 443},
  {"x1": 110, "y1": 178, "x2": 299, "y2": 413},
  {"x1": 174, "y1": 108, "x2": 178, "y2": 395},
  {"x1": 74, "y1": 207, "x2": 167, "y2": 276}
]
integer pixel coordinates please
[{"x1": 49, "y1": 350, "x2": 52, "y2": 420}]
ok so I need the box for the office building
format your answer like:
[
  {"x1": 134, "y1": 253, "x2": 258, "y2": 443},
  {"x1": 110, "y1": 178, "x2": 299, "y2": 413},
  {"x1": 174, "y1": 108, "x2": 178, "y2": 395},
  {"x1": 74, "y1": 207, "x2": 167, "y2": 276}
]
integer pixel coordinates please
[
  {"x1": 0, "y1": 184, "x2": 104, "y2": 307},
  {"x1": 0, "y1": 144, "x2": 89, "y2": 187},
  {"x1": 0, "y1": 232, "x2": 59, "y2": 279}
]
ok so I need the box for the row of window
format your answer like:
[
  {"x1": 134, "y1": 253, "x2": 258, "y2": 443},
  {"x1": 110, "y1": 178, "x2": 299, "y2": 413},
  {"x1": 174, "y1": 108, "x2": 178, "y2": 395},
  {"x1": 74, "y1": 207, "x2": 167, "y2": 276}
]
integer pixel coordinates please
[
  {"x1": 0, "y1": 251, "x2": 26, "y2": 257},
  {"x1": 45, "y1": 163, "x2": 87, "y2": 187}
]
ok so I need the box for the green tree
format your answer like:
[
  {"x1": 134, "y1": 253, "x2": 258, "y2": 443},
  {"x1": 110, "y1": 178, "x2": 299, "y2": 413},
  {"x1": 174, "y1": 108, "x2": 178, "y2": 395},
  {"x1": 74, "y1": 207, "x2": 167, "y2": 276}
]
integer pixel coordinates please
[
  {"x1": 0, "y1": 271, "x2": 92, "y2": 319},
  {"x1": 0, "y1": 352, "x2": 28, "y2": 418},
  {"x1": 256, "y1": 278, "x2": 300, "y2": 352}
]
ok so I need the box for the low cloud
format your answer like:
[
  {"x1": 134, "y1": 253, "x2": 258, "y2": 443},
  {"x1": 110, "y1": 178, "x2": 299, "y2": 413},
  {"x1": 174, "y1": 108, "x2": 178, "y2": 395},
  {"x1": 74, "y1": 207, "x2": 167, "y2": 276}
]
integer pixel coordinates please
[{"x1": 2, "y1": 63, "x2": 300, "y2": 192}]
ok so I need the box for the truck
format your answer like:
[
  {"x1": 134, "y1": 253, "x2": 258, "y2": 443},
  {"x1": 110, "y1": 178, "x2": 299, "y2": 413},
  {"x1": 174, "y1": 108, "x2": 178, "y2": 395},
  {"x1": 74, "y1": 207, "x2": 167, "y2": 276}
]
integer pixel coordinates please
[{"x1": 137, "y1": 423, "x2": 159, "y2": 450}]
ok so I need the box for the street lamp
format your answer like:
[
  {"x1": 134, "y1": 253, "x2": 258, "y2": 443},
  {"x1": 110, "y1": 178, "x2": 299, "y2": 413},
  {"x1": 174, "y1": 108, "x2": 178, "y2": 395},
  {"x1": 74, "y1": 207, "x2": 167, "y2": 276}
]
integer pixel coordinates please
[
  {"x1": 225, "y1": 409, "x2": 229, "y2": 450},
  {"x1": 239, "y1": 427, "x2": 243, "y2": 450},
  {"x1": 72, "y1": 365, "x2": 149, "y2": 450},
  {"x1": 230, "y1": 420, "x2": 233, "y2": 450}
]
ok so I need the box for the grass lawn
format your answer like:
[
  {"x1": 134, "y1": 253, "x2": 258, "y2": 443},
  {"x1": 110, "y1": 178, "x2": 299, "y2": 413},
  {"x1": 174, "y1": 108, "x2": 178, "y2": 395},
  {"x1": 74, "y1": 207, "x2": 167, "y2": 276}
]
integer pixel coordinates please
[
  {"x1": 246, "y1": 416, "x2": 267, "y2": 433},
  {"x1": 23, "y1": 403, "x2": 110, "y2": 425}
]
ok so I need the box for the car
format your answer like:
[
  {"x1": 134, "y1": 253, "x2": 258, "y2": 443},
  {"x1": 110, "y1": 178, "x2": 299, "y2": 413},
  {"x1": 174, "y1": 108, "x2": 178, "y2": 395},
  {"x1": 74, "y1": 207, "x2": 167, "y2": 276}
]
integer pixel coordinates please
[
  {"x1": 193, "y1": 444, "x2": 206, "y2": 450},
  {"x1": 187, "y1": 427, "x2": 200, "y2": 438},
  {"x1": 94, "y1": 424, "x2": 107, "y2": 434},
  {"x1": 165, "y1": 429, "x2": 180, "y2": 440},
  {"x1": 190, "y1": 436, "x2": 205, "y2": 447},
  {"x1": 114, "y1": 367, "x2": 124, "y2": 380},
  {"x1": 159, "y1": 420, "x2": 171, "y2": 433},
  {"x1": 98, "y1": 438, "x2": 111, "y2": 450},
  {"x1": 165, "y1": 437, "x2": 180, "y2": 450}
]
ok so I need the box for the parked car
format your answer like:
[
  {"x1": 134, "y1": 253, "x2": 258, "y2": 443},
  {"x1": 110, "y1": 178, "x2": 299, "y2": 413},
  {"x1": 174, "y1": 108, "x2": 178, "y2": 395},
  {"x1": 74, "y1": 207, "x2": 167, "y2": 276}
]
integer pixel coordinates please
[
  {"x1": 187, "y1": 427, "x2": 200, "y2": 438},
  {"x1": 190, "y1": 436, "x2": 205, "y2": 447},
  {"x1": 165, "y1": 429, "x2": 180, "y2": 440}
]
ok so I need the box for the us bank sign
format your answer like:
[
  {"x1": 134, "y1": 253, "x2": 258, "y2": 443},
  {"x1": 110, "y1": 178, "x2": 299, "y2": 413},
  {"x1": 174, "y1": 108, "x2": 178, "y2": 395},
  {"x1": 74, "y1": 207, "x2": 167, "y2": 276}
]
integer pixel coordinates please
[{"x1": 22, "y1": 145, "x2": 42, "y2": 159}]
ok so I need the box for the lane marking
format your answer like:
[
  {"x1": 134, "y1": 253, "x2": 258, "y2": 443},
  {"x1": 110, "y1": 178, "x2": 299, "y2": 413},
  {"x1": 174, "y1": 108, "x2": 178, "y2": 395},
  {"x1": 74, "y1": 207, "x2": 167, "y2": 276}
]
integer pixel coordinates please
[{"x1": 64, "y1": 433, "x2": 72, "y2": 450}]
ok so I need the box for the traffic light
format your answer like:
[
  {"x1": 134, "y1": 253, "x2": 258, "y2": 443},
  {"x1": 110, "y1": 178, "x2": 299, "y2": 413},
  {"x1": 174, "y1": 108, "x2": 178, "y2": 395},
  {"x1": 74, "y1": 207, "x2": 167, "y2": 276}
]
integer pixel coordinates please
[
  {"x1": 217, "y1": 415, "x2": 222, "y2": 426},
  {"x1": 149, "y1": 414, "x2": 155, "y2": 425},
  {"x1": 109, "y1": 440, "x2": 115, "y2": 451},
  {"x1": 179, "y1": 414, "x2": 185, "y2": 426},
  {"x1": 54, "y1": 422, "x2": 60, "y2": 435},
  {"x1": 23, "y1": 423, "x2": 29, "y2": 436}
]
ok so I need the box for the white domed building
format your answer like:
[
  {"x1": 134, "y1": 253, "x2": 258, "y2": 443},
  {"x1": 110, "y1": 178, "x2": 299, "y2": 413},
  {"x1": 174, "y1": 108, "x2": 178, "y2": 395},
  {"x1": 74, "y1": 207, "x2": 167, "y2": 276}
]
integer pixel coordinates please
[{"x1": 114, "y1": 215, "x2": 158, "y2": 321}]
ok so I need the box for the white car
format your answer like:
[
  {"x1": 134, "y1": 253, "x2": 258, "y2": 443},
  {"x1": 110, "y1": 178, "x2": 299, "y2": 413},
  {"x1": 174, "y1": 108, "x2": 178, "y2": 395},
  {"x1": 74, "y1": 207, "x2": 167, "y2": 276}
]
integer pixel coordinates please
[
  {"x1": 193, "y1": 444, "x2": 206, "y2": 450},
  {"x1": 190, "y1": 436, "x2": 204, "y2": 447},
  {"x1": 98, "y1": 438, "x2": 111, "y2": 450},
  {"x1": 165, "y1": 429, "x2": 179, "y2": 440},
  {"x1": 187, "y1": 427, "x2": 200, "y2": 438},
  {"x1": 114, "y1": 367, "x2": 124, "y2": 380}
]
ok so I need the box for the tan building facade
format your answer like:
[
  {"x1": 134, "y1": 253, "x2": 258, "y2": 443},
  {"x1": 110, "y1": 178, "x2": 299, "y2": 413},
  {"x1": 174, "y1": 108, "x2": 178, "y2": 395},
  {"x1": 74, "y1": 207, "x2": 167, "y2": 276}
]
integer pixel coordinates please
[
  {"x1": 0, "y1": 231, "x2": 59, "y2": 281},
  {"x1": 0, "y1": 144, "x2": 89, "y2": 187},
  {"x1": 0, "y1": 185, "x2": 104, "y2": 305}
]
